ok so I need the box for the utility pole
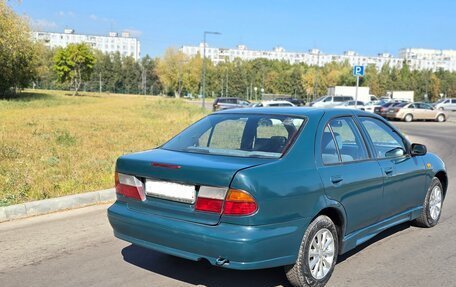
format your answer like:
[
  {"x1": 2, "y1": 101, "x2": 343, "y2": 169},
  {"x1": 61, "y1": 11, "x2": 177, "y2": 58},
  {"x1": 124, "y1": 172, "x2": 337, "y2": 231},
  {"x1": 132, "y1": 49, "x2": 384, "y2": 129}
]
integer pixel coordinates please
[
  {"x1": 313, "y1": 51, "x2": 321, "y2": 101},
  {"x1": 225, "y1": 69, "x2": 229, "y2": 97},
  {"x1": 141, "y1": 67, "x2": 147, "y2": 95},
  {"x1": 201, "y1": 31, "x2": 221, "y2": 108},
  {"x1": 99, "y1": 73, "x2": 102, "y2": 93}
]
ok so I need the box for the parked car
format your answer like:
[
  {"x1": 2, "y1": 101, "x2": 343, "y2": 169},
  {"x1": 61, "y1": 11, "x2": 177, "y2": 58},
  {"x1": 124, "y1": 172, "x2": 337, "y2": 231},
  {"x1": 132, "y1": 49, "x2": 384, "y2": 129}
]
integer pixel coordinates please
[
  {"x1": 434, "y1": 98, "x2": 456, "y2": 111},
  {"x1": 212, "y1": 97, "x2": 250, "y2": 111},
  {"x1": 334, "y1": 100, "x2": 365, "y2": 110},
  {"x1": 386, "y1": 102, "x2": 448, "y2": 122},
  {"x1": 376, "y1": 102, "x2": 404, "y2": 117},
  {"x1": 254, "y1": 100, "x2": 296, "y2": 107},
  {"x1": 108, "y1": 107, "x2": 448, "y2": 287},
  {"x1": 363, "y1": 100, "x2": 388, "y2": 113},
  {"x1": 275, "y1": 97, "x2": 306, "y2": 106},
  {"x1": 310, "y1": 95, "x2": 353, "y2": 108}
]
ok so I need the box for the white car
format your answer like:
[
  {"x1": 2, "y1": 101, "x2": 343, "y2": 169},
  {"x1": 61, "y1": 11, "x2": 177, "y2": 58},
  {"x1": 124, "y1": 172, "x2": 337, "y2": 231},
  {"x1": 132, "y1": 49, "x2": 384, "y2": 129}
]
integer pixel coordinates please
[
  {"x1": 334, "y1": 100, "x2": 365, "y2": 110},
  {"x1": 254, "y1": 100, "x2": 296, "y2": 107},
  {"x1": 311, "y1": 95, "x2": 354, "y2": 108},
  {"x1": 364, "y1": 100, "x2": 388, "y2": 113}
]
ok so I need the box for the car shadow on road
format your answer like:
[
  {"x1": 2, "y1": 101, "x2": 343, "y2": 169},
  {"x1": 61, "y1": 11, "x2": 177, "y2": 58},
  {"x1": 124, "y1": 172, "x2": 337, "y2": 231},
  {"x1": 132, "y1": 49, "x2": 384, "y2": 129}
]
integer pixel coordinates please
[
  {"x1": 121, "y1": 222, "x2": 412, "y2": 287},
  {"x1": 121, "y1": 245, "x2": 291, "y2": 287}
]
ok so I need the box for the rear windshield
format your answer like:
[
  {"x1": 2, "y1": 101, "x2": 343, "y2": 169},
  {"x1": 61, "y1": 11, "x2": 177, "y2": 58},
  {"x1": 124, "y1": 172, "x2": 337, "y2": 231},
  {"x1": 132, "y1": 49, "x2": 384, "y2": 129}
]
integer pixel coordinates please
[
  {"x1": 162, "y1": 114, "x2": 305, "y2": 158},
  {"x1": 217, "y1": 98, "x2": 237, "y2": 104}
]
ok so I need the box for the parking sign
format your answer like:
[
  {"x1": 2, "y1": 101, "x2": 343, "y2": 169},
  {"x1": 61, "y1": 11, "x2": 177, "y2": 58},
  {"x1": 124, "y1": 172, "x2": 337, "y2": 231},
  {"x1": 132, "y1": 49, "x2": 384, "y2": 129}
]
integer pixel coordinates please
[{"x1": 353, "y1": 65, "x2": 365, "y2": 77}]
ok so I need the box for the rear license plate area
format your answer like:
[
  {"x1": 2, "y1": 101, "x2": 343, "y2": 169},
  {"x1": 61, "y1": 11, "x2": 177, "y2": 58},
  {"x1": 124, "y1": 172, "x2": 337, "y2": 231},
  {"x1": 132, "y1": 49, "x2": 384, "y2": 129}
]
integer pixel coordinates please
[{"x1": 145, "y1": 180, "x2": 196, "y2": 204}]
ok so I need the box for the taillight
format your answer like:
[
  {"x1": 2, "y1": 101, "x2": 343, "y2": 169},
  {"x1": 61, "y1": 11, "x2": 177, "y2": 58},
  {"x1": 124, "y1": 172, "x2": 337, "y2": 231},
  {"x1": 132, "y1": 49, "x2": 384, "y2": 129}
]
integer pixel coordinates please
[
  {"x1": 115, "y1": 172, "x2": 146, "y2": 201},
  {"x1": 195, "y1": 187, "x2": 257, "y2": 216},
  {"x1": 224, "y1": 189, "x2": 257, "y2": 215}
]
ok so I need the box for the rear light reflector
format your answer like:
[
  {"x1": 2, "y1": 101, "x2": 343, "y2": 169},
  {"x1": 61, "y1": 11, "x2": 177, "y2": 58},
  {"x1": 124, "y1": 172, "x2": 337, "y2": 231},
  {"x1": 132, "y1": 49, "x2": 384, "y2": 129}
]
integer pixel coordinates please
[
  {"x1": 195, "y1": 197, "x2": 224, "y2": 213},
  {"x1": 115, "y1": 172, "x2": 146, "y2": 201}
]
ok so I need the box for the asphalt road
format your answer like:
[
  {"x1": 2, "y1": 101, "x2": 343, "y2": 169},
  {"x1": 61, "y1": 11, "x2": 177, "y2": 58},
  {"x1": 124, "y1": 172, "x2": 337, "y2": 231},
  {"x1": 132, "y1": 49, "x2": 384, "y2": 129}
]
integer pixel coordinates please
[{"x1": 1, "y1": 121, "x2": 455, "y2": 287}]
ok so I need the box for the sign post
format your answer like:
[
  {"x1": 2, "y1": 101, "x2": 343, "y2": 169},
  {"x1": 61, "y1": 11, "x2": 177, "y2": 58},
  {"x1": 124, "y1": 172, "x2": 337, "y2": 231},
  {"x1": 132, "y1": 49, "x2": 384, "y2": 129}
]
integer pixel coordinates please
[{"x1": 353, "y1": 65, "x2": 365, "y2": 109}]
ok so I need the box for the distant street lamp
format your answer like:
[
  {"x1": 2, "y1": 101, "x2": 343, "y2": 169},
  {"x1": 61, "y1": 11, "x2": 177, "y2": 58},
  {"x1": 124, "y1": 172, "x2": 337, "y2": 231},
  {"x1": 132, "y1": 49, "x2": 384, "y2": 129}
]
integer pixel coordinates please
[
  {"x1": 201, "y1": 31, "x2": 221, "y2": 108},
  {"x1": 254, "y1": 86, "x2": 258, "y2": 101}
]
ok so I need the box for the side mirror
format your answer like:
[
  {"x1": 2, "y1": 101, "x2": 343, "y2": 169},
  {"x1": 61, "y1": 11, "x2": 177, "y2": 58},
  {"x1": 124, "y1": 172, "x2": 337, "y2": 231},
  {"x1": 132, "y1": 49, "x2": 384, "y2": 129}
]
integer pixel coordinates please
[{"x1": 411, "y1": 143, "x2": 427, "y2": 156}]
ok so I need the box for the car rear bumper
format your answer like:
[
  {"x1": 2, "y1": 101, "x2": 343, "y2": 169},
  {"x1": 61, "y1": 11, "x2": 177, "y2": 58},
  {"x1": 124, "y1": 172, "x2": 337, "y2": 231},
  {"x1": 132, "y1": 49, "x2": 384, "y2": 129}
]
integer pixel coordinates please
[
  {"x1": 386, "y1": 112, "x2": 401, "y2": 119},
  {"x1": 108, "y1": 201, "x2": 309, "y2": 270}
]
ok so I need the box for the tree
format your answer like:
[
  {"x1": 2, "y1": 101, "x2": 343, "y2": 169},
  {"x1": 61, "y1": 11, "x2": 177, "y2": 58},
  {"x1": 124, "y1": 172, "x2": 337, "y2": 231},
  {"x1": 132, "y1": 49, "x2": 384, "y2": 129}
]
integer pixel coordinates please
[
  {"x1": 53, "y1": 43, "x2": 96, "y2": 95},
  {"x1": 0, "y1": 0, "x2": 40, "y2": 97},
  {"x1": 155, "y1": 48, "x2": 187, "y2": 97}
]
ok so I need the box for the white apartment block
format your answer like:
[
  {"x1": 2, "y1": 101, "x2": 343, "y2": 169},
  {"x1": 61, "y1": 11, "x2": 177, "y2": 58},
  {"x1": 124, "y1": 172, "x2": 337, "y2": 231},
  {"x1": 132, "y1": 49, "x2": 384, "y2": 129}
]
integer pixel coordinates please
[
  {"x1": 399, "y1": 48, "x2": 456, "y2": 72},
  {"x1": 181, "y1": 43, "x2": 456, "y2": 72},
  {"x1": 32, "y1": 29, "x2": 141, "y2": 60}
]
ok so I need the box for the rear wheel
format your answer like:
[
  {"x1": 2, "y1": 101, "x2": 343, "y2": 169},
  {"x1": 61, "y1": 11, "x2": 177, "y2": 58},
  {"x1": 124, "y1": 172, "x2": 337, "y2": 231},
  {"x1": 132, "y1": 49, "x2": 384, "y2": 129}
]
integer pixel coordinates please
[
  {"x1": 436, "y1": 114, "x2": 446, "y2": 122},
  {"x1": 414, "y1": 177, "x2": 443, "y2": 228},
  {"x1": 404, "y1": 114, "x2": 413, "y2": 122},
  {"x1": 285, "y1": 215, "x2": 338, "y2": 287}
]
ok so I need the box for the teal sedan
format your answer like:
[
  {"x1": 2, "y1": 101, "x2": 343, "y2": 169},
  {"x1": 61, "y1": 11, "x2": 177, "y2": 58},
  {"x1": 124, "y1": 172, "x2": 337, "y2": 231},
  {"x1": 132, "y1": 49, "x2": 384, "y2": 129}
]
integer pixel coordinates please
[{"x1": 108, "y1": 107, "x2": 448, "y2": 287}]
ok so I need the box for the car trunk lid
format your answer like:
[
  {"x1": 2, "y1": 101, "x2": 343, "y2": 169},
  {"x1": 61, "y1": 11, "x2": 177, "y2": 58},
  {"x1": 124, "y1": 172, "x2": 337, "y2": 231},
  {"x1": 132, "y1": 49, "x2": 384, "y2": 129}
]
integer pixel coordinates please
[{"x1": 115, "y1": 148, "x2": 273, "y2": 225}]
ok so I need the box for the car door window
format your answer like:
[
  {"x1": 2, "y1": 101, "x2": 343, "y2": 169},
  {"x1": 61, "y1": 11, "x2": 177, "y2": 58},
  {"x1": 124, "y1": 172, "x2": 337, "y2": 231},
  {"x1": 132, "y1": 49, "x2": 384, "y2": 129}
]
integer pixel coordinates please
[
  {"x1": 321, "y1": 117, "x2": 368, "y2": 164},
  {"x1": 328, "y1": 118, "x2": 368, "y2": 162},
  {"x1": 360, "y1": 117, "x2": 406, "y2": 159}
]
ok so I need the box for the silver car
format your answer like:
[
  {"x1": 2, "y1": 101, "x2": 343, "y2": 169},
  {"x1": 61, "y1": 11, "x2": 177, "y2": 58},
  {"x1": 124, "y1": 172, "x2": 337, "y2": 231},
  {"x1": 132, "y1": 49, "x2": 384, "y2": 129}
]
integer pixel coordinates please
[{"x1": 434, "y1": 98, "x2": 456, "y2": 111}]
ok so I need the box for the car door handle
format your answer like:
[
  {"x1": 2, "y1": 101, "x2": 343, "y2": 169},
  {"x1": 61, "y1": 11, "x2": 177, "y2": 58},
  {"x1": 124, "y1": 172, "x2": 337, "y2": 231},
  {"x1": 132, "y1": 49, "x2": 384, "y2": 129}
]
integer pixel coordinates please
[
  {"x1": 384, "y1": 167, "x2": 394, "y2": 176},
  {"x1": 330, "y1": 176, "x2": 344, "y2": 184}
]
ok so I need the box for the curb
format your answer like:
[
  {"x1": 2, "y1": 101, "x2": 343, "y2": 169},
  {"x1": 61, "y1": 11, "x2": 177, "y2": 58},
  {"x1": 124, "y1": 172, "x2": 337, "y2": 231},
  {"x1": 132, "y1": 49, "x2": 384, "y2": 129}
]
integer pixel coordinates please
[{"x1": 0, "y1": 188, "x2": 116, "y2": 223}]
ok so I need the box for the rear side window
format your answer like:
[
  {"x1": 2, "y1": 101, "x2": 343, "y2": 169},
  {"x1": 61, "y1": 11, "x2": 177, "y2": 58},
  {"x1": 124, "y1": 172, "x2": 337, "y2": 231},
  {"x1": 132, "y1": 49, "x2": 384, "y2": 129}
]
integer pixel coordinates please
[
  {"x1": 321, "y1": 117, "x2": 369, "y2": 164},
  {"x1": 452, "y1": 99, "x2": 456, "y2": 104},
  {"x1": 359, "y1": 117, "x2": 406, "y2": 159},
  {"x1": 334, "y1": 96, "x2": 344, "y2": 102}
]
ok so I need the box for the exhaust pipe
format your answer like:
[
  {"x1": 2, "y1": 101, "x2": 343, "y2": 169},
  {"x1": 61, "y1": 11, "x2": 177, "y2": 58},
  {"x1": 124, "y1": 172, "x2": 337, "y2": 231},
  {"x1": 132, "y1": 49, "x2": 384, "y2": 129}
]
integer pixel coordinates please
[{"x1": 215, "y1": 257, "x2": 230, "y2": 267}]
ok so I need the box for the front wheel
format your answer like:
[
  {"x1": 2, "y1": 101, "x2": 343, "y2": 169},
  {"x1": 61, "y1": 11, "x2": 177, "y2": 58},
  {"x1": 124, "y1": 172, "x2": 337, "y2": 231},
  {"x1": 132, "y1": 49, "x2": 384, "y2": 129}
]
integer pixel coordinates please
[
  {"x1": 285, "y1": 215, "x2": 338, "y2": 287},
  {"x1": 413, "y1": 177, "x2": 444, "y2": 228}
]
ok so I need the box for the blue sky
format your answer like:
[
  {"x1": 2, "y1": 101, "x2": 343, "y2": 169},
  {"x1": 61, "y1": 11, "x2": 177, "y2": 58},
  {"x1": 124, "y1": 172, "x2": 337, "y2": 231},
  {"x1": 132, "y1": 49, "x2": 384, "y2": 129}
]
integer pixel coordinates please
[{"x1": 11, "y1": 0, "x2": 456, "y2": 57}]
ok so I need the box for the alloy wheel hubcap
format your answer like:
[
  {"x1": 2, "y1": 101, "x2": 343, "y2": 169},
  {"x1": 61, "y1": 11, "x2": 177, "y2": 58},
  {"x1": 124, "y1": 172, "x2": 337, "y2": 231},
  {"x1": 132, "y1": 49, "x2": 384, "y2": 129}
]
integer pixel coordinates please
[
  {"x1": 308, "y1": 228, "x2": 335, "y2": 280},
  {"x1": 429, "y1": 186, "x2": 442, "y2": 220}
]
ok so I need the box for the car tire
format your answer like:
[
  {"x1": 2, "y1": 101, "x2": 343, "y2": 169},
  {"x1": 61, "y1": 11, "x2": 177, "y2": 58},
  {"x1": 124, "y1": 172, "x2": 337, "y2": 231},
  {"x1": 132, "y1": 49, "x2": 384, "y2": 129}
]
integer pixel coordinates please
[
  {"x1": 413, "y1": 177, "x2": 444, "y2": 228},
  {"x1": 404, "y1": 114, "x2": 413, "y2": 122},
  {"x1": 285, "y1": 215, "x2": 338, "y2": 287},
  {"x1": 436, "y1": 114, "x2": 446, "y2": 122}
]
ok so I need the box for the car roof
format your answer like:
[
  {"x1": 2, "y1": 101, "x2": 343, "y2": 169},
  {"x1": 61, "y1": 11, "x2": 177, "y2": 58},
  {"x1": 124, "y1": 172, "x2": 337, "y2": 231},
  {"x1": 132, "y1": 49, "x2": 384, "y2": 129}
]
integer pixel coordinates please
[
  {"x1": 215, "y1": 97, "x2": 240, "y2": 100},
  {"x1": 214, "y1": 107, "x2": 380, "y2": 119},
  {"x1": 261, "y1": 100, "x2": 293, "y2": 104}
]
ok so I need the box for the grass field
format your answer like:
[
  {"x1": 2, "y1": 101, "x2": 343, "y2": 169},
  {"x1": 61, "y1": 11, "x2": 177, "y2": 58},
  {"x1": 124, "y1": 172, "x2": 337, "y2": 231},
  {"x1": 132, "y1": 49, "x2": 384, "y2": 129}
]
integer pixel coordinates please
[{"x1": 0, "y1": 90, "x2": 208, "y2": 206}]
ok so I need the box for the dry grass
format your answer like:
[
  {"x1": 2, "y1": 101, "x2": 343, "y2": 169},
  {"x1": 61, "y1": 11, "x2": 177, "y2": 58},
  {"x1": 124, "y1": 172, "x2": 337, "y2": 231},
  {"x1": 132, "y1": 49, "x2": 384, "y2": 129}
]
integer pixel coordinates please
[{"x1": 0, "y1": 90, "x2": 208, "y2": 206}]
